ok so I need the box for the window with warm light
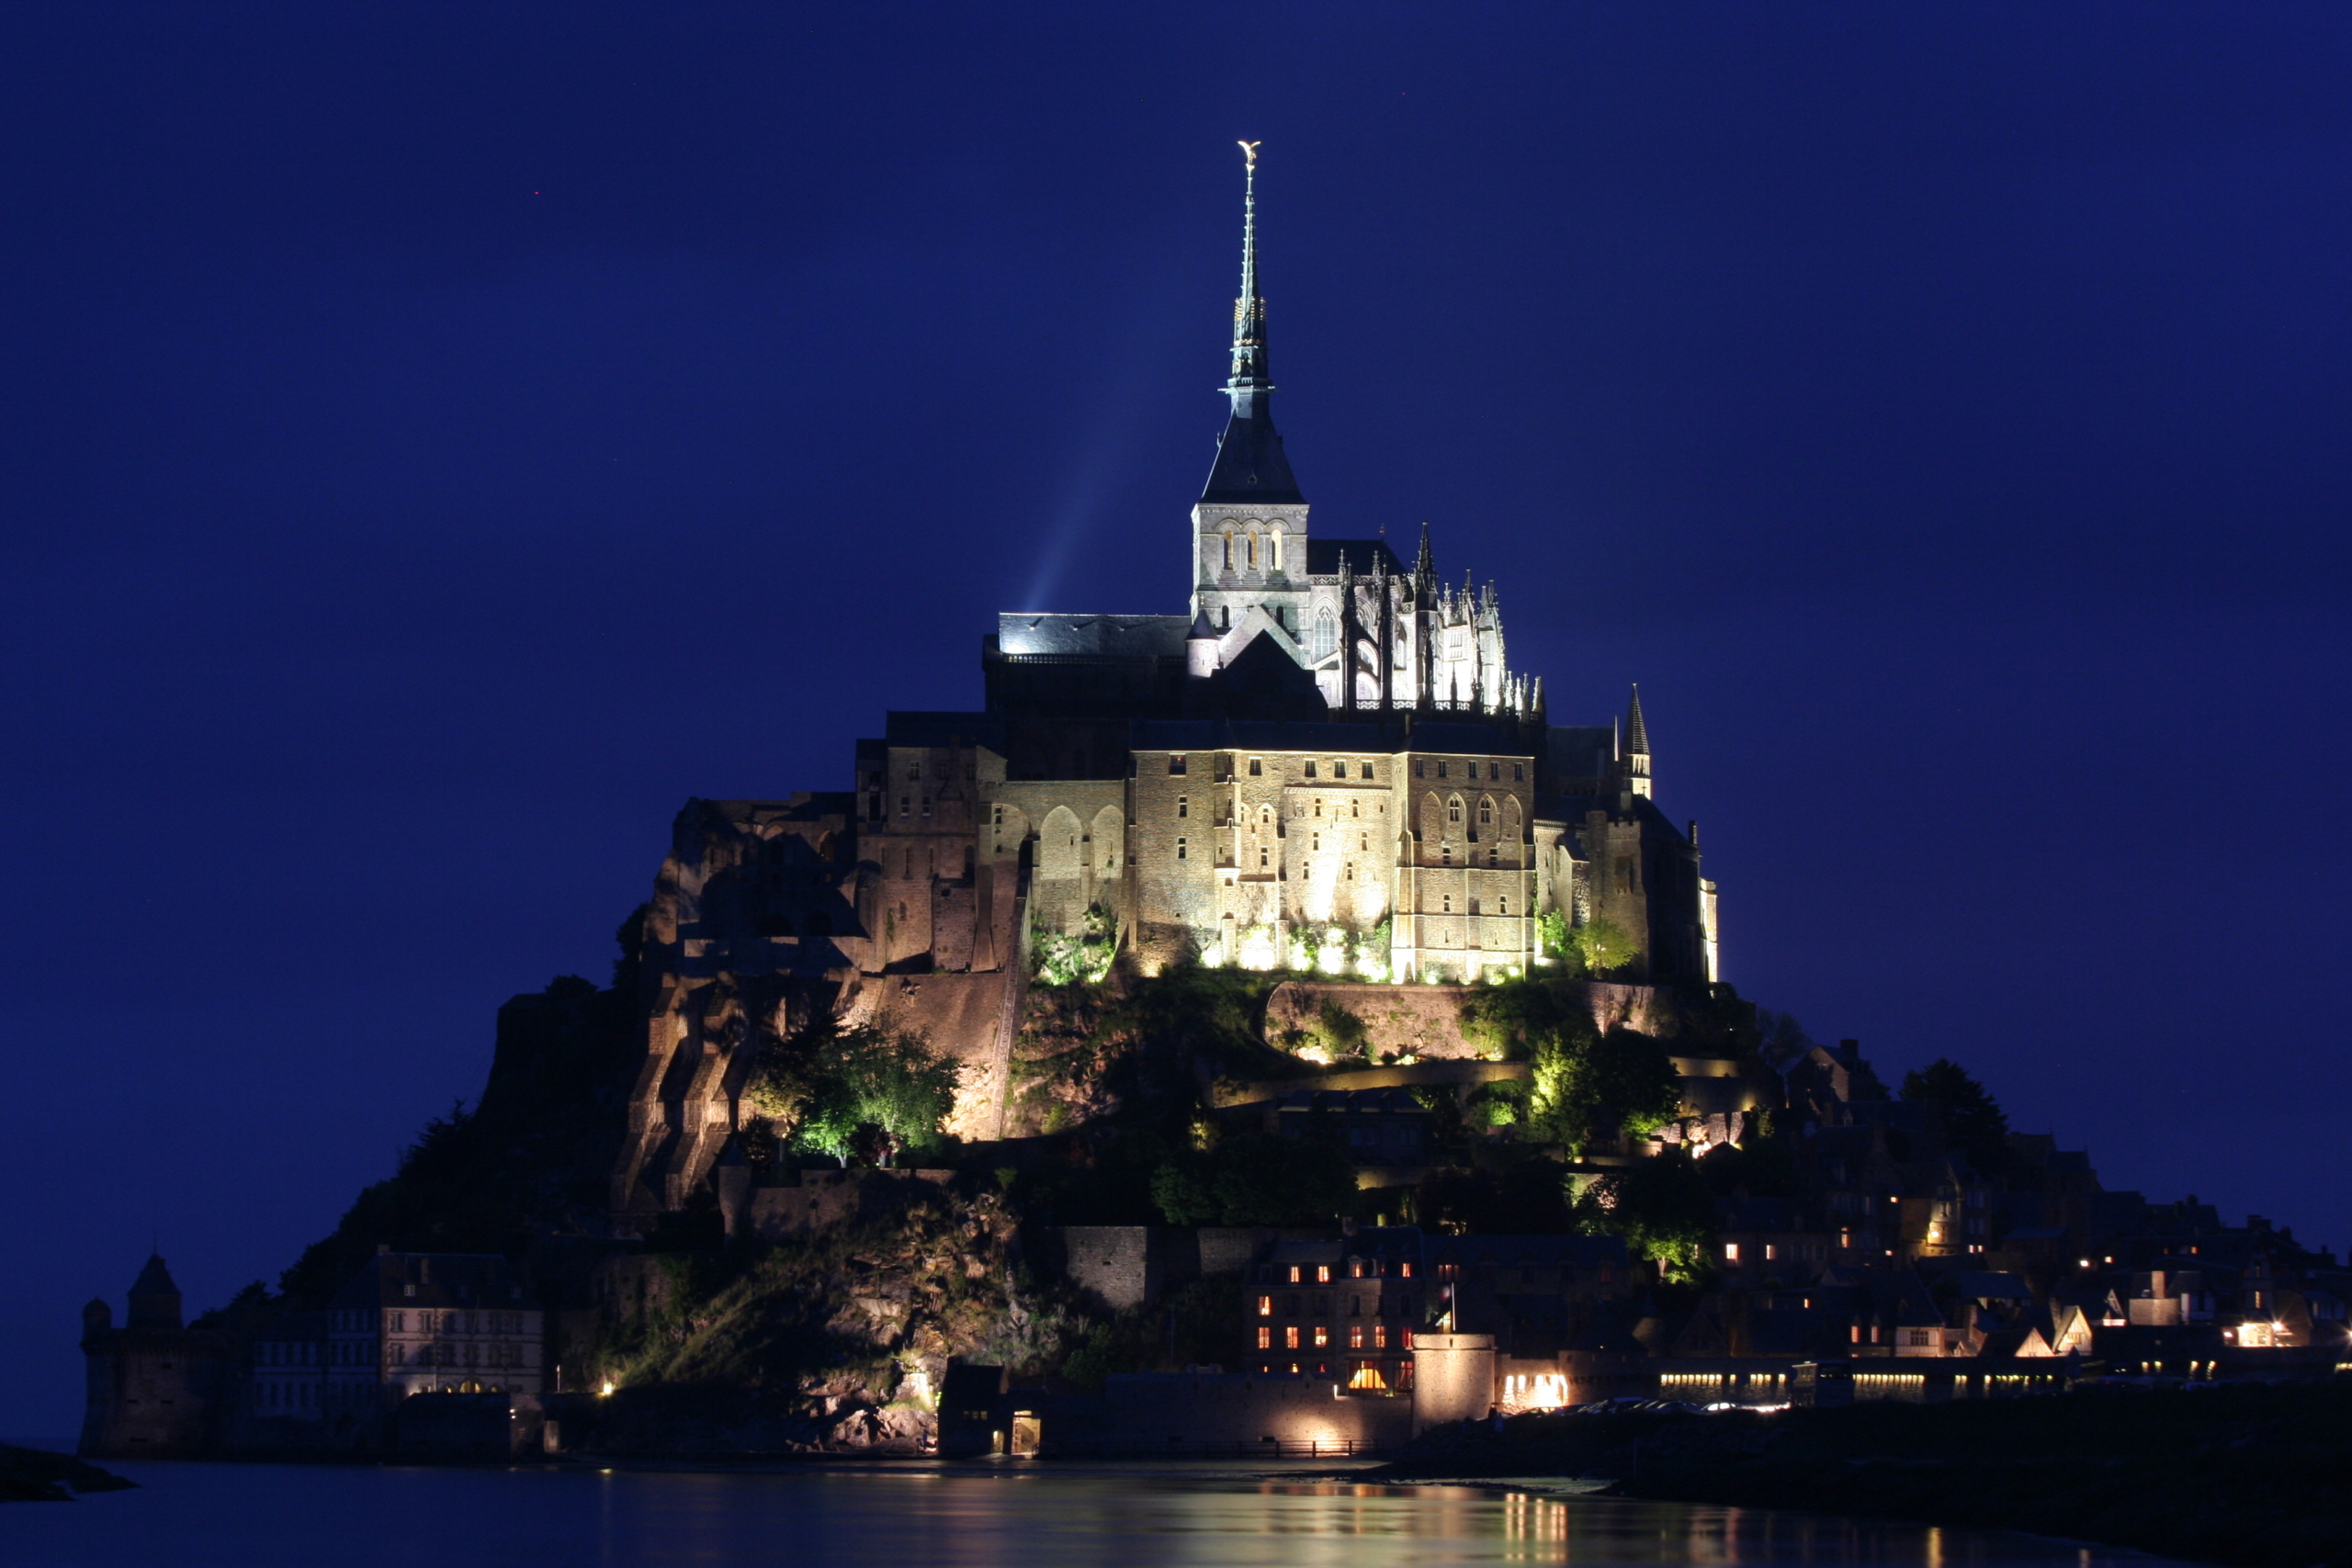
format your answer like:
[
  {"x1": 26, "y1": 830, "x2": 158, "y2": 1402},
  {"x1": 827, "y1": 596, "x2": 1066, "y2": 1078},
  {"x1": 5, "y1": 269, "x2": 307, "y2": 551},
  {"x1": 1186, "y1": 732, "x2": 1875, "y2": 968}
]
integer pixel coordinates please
[
  {"x1": 1724, "y1": 1243, "x2": 1741, "y2": 1263},
  {"x1": 1257, "y1": 1327, "x2": 1271, "y2": 1349},
  {"x1": 1257, "y1": 1294, "x2": 1272, "y2": 1316},
  {"x1": 1313, "y1": 1326, "x2": 1329, "y2": 1348},
  {"x1": 1287, "y1": 1265, "x2": 1302, "y2": 1283},
  {"x1": 1284, "y1": 1326, "x2": 1299, "y2": 1349},
  {"x1": 1317, "y1": 1265, "x2": 1331, "y2": 1283}
]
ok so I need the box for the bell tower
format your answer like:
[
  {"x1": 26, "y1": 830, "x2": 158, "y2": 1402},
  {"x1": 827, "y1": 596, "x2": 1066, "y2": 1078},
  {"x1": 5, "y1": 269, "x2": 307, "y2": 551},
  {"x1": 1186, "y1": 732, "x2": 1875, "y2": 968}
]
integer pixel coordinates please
[{"x1": 1191, "y1": 141, "x2": 1309, "y2": 646}]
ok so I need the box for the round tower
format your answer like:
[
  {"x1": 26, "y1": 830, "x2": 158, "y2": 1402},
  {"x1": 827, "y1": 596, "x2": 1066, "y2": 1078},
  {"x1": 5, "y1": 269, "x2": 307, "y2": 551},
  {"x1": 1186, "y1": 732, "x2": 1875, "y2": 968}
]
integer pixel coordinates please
[{"x1": 1410, "y1": 1332, "x2": 1496, "y2": 1433}]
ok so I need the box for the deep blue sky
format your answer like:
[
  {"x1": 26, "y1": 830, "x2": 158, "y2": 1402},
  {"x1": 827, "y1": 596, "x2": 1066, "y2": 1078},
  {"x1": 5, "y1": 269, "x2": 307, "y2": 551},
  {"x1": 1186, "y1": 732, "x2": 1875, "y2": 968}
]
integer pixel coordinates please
[{"x1": 6, "y1": 5, "x2": 2348, "y2": 1437}]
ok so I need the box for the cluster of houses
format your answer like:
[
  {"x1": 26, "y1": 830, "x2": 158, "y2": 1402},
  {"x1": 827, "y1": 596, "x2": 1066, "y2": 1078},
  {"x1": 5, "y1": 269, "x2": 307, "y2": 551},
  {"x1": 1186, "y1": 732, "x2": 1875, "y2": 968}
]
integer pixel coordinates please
[{"x1": 78, "y1": 1030, "x2": 2349, "y2": 1461}]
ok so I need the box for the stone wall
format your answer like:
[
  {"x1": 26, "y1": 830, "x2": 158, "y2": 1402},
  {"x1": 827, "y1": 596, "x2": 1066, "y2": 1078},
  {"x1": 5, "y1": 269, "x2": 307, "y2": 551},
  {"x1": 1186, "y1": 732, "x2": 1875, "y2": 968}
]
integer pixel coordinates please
[
  {"x1": 842, "y1": 971, "x2": 1020, "y2": 1139},
  {"x1": 1410, "y1": 1332, "x2": 1496, "y2": 1432},
  {"x1": 739, "y1": 1168, "x2": 956, "y2": 1241},
  {"x1": 1262, "y1": 978, "x2": 1677, "y2": 1064},
  {"x1": 1043, "y1": 1372, "x2": 1412, "y2": 1454}
]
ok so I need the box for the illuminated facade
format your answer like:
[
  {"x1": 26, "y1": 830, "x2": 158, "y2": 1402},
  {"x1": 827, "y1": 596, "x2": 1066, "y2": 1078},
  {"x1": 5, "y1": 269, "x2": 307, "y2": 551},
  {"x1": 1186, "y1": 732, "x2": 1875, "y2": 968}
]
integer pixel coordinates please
[{"x1": 613, "y1": 149, "x2": 1721, "y2": 1217}]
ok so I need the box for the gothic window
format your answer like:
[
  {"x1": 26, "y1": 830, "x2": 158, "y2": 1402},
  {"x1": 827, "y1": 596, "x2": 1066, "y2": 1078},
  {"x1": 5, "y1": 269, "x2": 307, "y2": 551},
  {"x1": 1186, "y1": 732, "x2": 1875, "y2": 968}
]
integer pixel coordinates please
[
  {"x1": 1477, "y1": 797, "x2": 1493, "y2": 826},
  {"x1": 1222, "y1": 529, "x2": 1234, "y2": 570},
  {"x1": 1247, "y1": 531, "x2": 1259, "y2": 570},
  {"x1": 1447, "y1": 797, "x2": 1463, "y2": 825},
  {"x1": 1272, "y1": 531, "x2": 1283, "y2": 571},
  {"x1": 1312, "y1": 608, "x2": 1336, "y2": 662},
  {"x1": 1177, "y1": 795, "x2": 1189, "y2": 818}
]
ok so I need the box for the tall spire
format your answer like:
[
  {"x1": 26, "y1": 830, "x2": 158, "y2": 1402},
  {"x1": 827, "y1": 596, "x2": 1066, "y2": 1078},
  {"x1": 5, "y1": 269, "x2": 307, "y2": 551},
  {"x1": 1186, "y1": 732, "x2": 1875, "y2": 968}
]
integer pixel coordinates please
[
  {"x1": 1623, "y1": 684, "x2": 1653, "y2": 798},
  {"x1": 1227, "y1": 141, "x2": 1269, "y2": 400},
  {"x1": 1413, "y1": 522, "x2": 1435, "y2": 590},
  {"x1": 1200, "y1": 141, "x2": 1303, "y2": 505}
]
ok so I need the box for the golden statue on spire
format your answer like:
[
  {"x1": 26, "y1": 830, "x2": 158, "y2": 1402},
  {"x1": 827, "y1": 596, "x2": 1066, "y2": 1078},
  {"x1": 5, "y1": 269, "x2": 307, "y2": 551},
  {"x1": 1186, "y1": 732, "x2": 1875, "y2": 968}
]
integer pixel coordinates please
[{"x1": 1238, "y1": 140, "x2": 1260, "y2": 170}]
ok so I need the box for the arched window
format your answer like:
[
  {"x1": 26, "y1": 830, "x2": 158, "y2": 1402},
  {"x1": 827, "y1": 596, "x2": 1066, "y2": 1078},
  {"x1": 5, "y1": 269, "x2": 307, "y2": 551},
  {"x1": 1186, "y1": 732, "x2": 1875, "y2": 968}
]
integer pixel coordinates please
[
  {"x1": 1312, "y1": 608, "x2": 1336, "y2": 662},
  {"x1": 1271, "y1": 531, "x2": 1283, "y2": 571},
  {"x1": 1447, "y1": 796, "x2": 1464, "y2": 825},
  {"x1": 1477, "y1": 796, "x2": 1494, "y2": 826},
  {"x1": 1222, "y1": 529, "x2": 1234, "y2": 570},
  {"x1": 1247, "y1": 531, "x2": 1260, "y2": 570}
]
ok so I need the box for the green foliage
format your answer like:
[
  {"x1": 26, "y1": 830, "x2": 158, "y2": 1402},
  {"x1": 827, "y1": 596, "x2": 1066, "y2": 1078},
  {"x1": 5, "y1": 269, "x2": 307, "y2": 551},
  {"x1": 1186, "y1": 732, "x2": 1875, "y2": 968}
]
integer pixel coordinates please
[
  {"x1": 1057, "y1": 1274, "x2": 1246, "y2": 1387},
  {"x1": 1536, "y1": 908, "x2": 1570, "y2": 960},
  {"x1": 1417, "y1": 1151, "x2": 1577, "y2": 1235},
  {"x1": 1032, "y1": 904, "x2": 1119, "y2": 987},
  {"x1": 786, "y1": 1024, "x2": 959, "y2": 1167},
  {"x1": 1303, "y1": 998, "x2": 1370, "y2": 1061},
  {"x1": 1462, "y1": 981, "x2": 1680, "y2": 1153},
  {"x1": 1465, "y1": 1079, "x2": 1528, "y2": 1127},
  {"x1": 1148, "y1": 1132, "x2": 1360, "y2": 1226},
  {"x1": 1567, "y1": 1151, "x2": 1719, "y2": 1282},
  {"x1": 1565, "y1": 917, "x2": 1637, "y2": 977},
  {"x1": 1354, "y1": 919, "x2": 1393, "y2": 982},
  {"x1": 1901, "y1": 1057, "x2": 2010, "y2": 1173}
]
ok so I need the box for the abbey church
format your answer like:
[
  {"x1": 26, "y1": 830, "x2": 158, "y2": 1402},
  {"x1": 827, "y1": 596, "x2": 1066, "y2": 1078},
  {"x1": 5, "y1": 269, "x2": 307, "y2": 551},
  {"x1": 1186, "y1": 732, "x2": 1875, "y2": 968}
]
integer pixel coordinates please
[{"x1": 613, "y1": 151, "x2": 1719, "y2": 1222}]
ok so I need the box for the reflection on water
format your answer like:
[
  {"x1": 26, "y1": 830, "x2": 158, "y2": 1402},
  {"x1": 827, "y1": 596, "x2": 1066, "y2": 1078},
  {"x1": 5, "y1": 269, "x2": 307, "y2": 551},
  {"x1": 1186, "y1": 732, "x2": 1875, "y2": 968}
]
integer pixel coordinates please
[{"x1": 6, "y1": 1461, "x2": 2172, "y2": 1568}]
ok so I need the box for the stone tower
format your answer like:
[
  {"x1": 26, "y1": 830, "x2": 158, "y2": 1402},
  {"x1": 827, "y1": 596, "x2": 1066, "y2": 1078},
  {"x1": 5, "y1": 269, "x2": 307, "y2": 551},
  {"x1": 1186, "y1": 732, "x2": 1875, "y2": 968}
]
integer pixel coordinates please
[{"x1": 1191, "y1": 142, "x2": 1311, "y2": 644}]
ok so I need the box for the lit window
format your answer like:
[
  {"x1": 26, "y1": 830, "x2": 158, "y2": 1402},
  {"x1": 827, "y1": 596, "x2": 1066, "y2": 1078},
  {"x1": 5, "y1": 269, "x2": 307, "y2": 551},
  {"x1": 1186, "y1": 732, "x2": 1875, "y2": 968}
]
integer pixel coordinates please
[
  {"x1": 1313, "y1": 1326, "x2": 1329, "y2": 1348},
  {"x1": 1169, "y1": 754, "x2": 1186, "y2": 774},
  {"x1": 1284, "y1": 1326, "x2": 1300, "y2": 1349},
  {"x1": 1288, "y1": 1266, "x2": 1302, "y2": 1283},
  {"x1": 1724, "y1": 1243, "x2": 1741, "y2": 1263},
  {"x1": 1765, "y1": 1244, "x2": 1777, "y2": 1260},
  {"x1": 1373, "y1": 1324, "x2": 1387, "y2": 1349},
  {"x1": 1350, "y1": 1260, "x2": 1365, "y2": 1280},
  {"x1": 1257, "y1": 1295, "x2": 1272, "y2": 1316},
  {"x1": 1317, "y1": 1265, "x2": 1331, "y2": 1283},
  {"x1": 1348, "y1": 1325, "x2": 1364, "y2": 1349},
  {"x1": 1257, "y1": 1326, "x2": 1271, "y2": 1349},
  {"x1": 1400, "y1": 1262, "x2": 1414, "y2": 1279}
]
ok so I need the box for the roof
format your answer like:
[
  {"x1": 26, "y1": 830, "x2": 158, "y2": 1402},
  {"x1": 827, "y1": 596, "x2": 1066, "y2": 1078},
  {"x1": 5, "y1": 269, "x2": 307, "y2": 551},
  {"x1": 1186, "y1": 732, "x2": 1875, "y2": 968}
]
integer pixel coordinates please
[
  {"x1": 130, "y1": 1253, "x2": 180, "y2": 1298},
  {"x1": 994, "y1": 615, "x2": 1192, "y2": 659},
  {"x1": 1953, "y1": 1271, "x2": 2036, "y2": 1303},
  {"x1": 329, "y1": 1253, "x2": 538, "y2": 1314},
  {"x1": 1427, "y1": 1235, "x2": 1630, "y2": 1269},
  {"x1": 1202, "y1": 400, "x2": 1303, "y2": 505}
]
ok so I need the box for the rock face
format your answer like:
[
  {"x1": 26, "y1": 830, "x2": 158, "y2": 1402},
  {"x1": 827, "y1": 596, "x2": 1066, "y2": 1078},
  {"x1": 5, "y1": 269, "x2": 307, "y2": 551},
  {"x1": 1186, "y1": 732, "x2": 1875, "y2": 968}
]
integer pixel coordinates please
[
  {"x1": 577, "y1": 1186, "x2": 1083, "y2": 1455},
  {"x1": 611, "y1": 796, "x2": 1026, "y2": 1230}
]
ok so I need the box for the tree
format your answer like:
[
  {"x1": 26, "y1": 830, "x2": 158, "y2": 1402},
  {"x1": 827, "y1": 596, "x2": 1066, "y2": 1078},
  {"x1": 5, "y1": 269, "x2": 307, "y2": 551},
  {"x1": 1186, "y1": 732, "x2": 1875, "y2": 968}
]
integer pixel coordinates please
[
  {"x1": 1148, "y1": 1133, "x2": 1359, "y2": 1226},
  {"x1": 787, "y1": 1024, "x2": 960, "y2": 1167},
  {"x1": 1901, "y1": 1057, "x2": 2009, "y2": 1173},
  {"x1": 1566, "y1": 1153, "x2": 1718, "y2": 1282},
  {"x1": 1566, "y1": 918, "x2": 1635, "y2": 977}
]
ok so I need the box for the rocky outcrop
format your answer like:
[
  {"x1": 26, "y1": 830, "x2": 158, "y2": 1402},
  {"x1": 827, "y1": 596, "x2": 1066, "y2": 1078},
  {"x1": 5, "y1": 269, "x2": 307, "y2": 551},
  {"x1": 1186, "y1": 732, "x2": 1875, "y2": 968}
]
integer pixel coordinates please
[{"x1": 575, "y1": 1185, "x2": 1086, "y2": 1455}]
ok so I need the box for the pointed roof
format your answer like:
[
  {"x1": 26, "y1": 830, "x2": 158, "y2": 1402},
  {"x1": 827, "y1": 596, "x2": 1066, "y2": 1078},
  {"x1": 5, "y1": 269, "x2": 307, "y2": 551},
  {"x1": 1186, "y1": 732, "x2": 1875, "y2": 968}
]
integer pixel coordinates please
[
  {"x1": 1202, "y1": 142, "x2": 1304, "y2": 506},
  {"x1": 1412, "y1": 523, "x2": 1434, "y2": 589},
  {"x1": 1624, "y1": 684, "x2": 1651, "y2": 756},
  {"x1": 130, "y1": 1252, "x2": 179, "y2": 1298}
]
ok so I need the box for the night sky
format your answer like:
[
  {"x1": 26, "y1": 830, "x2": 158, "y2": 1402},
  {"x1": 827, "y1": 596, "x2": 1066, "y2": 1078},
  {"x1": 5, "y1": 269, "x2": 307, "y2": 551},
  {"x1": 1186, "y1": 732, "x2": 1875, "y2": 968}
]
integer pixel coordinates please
[{"x1": 6, "y1": 6, "x2": 2349, "y2": 1438}]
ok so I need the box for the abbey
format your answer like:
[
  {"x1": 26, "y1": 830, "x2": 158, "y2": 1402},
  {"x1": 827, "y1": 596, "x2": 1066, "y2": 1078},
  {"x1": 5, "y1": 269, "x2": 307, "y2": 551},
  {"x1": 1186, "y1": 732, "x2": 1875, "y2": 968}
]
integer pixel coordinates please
[{"x1": 613, "y1": 151, "x2": 1718, "y2": 1218}]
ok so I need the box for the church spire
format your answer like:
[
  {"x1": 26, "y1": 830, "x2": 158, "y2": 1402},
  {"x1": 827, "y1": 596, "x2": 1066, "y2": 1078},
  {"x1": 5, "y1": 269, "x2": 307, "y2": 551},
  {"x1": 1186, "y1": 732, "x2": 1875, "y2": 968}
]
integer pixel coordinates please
[
  {"x1": 1623, "y1": 684, "x2": 1653, "y2": 798},
  {"x1": 1200, "y1": 141, "x2": 1302, "y2": 505},
  {"x1": 1227, "y1": 141, "x2": 1269, "y2": 400},
  {"x1": 1413, "y1": 522, "x2": 1435, "y2": 590}
]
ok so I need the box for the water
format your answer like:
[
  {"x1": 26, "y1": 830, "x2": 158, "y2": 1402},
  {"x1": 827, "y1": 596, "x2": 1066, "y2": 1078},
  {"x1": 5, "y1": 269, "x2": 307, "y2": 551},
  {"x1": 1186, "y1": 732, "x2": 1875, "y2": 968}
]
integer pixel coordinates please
[{"x1": 4, "y1": 1461, "x2": 2181, "y2": 1568}]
